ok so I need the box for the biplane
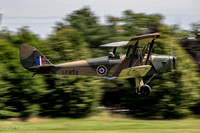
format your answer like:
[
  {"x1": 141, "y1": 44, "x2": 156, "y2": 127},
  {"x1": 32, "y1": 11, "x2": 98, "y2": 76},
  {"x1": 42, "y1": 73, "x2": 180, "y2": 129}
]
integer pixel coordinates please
[{"x1": 20, "y1": 33, "x2": 176, "y2": 95}]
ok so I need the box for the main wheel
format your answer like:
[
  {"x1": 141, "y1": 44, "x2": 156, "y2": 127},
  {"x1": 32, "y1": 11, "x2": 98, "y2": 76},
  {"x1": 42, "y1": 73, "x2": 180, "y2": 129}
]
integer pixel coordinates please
[{"x1": 140, "y1": 85, "x2": 151, "y2": 95}]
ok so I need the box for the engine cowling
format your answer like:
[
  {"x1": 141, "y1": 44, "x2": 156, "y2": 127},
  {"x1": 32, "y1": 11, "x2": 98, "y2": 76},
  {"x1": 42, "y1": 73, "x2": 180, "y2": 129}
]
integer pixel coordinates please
[{"x1": 151, "y1": 54, "x2": 176, "y2": 74}]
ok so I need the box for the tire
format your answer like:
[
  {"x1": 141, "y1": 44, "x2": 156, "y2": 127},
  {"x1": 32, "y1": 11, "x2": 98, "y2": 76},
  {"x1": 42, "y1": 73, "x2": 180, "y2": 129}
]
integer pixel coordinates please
[{"x1": 140, "y1": 85, "x2": 151, "y2": 95}]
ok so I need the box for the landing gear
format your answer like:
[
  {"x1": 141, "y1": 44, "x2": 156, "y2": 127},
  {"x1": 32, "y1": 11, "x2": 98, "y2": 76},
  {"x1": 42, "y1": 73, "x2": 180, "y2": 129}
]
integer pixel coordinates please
[
  {"x1": 140, "y1": 85, "x2": 151, "y2": 95},
  {"x1": 134, "y1": 85, "x2": 151, "y2": 96},
  {"x1": 134, "y1": 76, "x2": 153, "y2": 96},
  {"x1": 133, "y1": 86, "x2": 139, "y2": 95}
]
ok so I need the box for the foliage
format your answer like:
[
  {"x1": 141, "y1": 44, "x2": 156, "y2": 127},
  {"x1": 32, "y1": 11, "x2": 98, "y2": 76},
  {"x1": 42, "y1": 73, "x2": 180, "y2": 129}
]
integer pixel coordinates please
[
  {"x1": 6, "y1": 26, "x2": 41, "y2": 48},
  {"x1": 39, "y1": 27, "x2": 103, "y2": 117},
  {"x1": 56, "y1": 7, "x2": 107, "y2": 49},
  {"x1": 191, "y1": 21, "x2": 200, "y2": 38},
  {"x1": 45, "y1": 27, "x2": 90, "y2": 63},
  {"x1": 0, "y1": 38, "x2": 45, "y2": 119}
]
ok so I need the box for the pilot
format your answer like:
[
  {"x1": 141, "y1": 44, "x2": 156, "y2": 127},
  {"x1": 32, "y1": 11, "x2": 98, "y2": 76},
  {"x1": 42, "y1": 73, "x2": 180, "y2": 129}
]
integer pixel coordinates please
[{"x1": 108, "y1": 52, "x2": 115, "y2": 59}]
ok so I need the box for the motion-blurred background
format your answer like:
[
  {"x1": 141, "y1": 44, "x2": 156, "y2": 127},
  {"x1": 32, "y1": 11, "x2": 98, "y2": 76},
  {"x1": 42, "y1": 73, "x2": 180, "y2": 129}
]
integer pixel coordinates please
[{"x1": 0, "y1": 0, "x2": 200, "y2": 120}]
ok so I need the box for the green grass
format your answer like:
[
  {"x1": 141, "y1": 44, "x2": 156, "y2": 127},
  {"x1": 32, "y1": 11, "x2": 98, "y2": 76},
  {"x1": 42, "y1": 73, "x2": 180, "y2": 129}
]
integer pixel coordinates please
[{"x1": 0, "y1": 112, "x2": 200, "y2": 133}]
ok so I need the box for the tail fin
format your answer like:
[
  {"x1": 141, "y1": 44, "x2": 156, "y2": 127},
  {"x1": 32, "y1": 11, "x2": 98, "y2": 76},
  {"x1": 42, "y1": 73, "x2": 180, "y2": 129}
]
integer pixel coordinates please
[{"x1": 20, "y1": 44, "x2": 52, "y2": 70}]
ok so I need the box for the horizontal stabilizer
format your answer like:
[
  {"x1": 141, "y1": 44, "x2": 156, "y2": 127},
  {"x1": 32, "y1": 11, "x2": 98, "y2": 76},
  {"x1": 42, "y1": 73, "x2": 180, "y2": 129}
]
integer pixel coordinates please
[
  {"x1": 118, "y1": 65, "x2": 151, "y2": 79},
  {"x1": 29, "y1": 64, "x2": 54, "y2": 69}
]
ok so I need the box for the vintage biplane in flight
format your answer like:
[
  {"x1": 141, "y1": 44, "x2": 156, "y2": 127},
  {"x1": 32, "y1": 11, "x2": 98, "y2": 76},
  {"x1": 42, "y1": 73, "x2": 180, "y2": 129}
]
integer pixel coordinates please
[{"x1": 20, "y1": 33, "x2": 176, "y2": 95}]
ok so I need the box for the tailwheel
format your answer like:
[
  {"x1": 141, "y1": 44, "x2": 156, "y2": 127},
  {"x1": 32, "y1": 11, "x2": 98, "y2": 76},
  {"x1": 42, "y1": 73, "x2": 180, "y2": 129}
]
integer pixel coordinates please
[{"x1": 140, "y1": 85, "x2": 151, "y2": 95}]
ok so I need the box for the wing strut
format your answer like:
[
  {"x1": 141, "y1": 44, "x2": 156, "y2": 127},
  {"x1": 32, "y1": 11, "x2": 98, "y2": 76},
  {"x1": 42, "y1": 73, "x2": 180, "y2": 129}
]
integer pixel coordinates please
[
  {"x1": 129, "y1": 41, "x2": 138, "y2": 67},
  {"x1": 113, "y1": 47, "x2": 117, "y2": 55},
  {"x1": 126, "y1": 45, "x2": 131, "y2": 58},
  {"x1": 145, "y1": 39, "x2": 155, "y2": 65}
]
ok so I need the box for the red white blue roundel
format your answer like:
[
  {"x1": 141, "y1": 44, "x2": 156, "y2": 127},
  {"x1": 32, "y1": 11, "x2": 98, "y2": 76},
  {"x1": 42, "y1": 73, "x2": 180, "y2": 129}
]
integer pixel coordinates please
[{"x1": 96, "y1": 65, "x2": 107, "y2": 76}]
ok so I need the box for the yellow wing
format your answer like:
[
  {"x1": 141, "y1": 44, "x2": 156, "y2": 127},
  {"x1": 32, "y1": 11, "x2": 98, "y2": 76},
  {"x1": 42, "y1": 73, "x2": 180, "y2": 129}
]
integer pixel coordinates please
[
  {"x1": 100, "y1": 33, "x2": 160, "y2": 47},
  {"x1": 127, "y1": 33, "x2": 160, "y2": 46},
  {"x1": 118, "y1": 65, "x2": 152, "y2": 79}
]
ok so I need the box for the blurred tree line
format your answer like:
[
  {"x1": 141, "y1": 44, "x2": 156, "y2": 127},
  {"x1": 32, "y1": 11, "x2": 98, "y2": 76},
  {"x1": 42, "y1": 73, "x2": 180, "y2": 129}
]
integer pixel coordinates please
[
  {"x1": 179, "y1": 22, "x2": 200, "y2": 68},
  {"x1": 0, "y1": 7, "x2": 200, "y2": 119}
]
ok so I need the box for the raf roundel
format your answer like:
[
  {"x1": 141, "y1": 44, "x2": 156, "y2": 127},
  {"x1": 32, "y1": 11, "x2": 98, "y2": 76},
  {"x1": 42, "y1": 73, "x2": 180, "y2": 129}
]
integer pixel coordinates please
[{"x1": 96, "y1": 65, "x2": 107, "y2": 76}]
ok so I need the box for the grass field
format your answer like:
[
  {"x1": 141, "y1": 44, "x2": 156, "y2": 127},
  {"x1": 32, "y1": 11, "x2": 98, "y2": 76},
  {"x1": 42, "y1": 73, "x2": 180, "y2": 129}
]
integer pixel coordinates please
[{"x1": 0, "y1": 112, "x2": 200, "y2": 133}]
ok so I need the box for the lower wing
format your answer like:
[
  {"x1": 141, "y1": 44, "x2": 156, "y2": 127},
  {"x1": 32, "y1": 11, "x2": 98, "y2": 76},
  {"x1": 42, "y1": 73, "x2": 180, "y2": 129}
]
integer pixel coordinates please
[{"x1": 118, "y1": 65, "x2": 151, "y2": 79}]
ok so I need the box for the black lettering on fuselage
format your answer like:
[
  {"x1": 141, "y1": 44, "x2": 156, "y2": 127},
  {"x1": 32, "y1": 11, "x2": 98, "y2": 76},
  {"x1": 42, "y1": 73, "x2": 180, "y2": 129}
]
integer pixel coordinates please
[{"x1": 62, "y1": 69, "x2": 79, "y2": 75}]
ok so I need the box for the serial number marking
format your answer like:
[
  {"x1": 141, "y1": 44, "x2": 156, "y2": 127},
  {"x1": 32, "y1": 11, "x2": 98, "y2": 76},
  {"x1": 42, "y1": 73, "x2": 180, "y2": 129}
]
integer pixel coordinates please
[{"x1": 62, "y1": 70, "x2": 79, "y2": 75}]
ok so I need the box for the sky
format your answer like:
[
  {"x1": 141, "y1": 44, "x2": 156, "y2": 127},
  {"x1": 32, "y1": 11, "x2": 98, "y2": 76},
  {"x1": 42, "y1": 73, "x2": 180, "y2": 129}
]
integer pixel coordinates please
[{"x1": 0, "y1": 0, "x2": 200, "y2": 38}]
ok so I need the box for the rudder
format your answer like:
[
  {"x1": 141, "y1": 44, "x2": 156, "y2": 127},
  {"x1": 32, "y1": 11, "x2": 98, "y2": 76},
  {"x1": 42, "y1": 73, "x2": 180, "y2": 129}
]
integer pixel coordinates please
[{"x1": 20, "y1": 44, "x2": 52, "y2": 69}]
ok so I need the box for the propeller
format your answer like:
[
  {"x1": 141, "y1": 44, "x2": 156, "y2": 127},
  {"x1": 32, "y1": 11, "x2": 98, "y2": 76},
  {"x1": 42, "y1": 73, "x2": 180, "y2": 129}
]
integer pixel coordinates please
[{"x1": 171, "y1": 45, "x2": 177, "y2": 69}]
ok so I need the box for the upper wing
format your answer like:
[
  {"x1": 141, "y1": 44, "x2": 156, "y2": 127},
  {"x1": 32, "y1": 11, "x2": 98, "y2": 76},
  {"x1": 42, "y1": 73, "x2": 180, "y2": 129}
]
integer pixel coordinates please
[
  {"x1": 118, "y1": 65, "x2": 152, "y2": 79},
  {"x1": 100, "y1": 33, "x2": 160, "y2": 47},
  {"x1": 101, "y1": 41, "x2": 129, "y2": 47},
  {"x1": 127, "y1": 33, "x2": 160, "y2": 46}
]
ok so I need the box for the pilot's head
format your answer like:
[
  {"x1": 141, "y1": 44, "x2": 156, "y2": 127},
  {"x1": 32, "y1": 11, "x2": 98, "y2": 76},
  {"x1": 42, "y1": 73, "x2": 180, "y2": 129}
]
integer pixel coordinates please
[{"x1": 108, "y1": 52, "x2": 115, "y2": 58}]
